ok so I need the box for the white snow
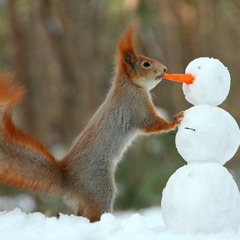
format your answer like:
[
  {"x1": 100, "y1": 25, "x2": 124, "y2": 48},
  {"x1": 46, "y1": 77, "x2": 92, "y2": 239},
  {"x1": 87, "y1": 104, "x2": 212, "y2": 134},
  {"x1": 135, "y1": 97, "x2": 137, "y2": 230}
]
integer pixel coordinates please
[
  {"x1": 175, "y1": 105, "x2": 240, "y2": 165},
  {"x1": 0, "y1": 207, "x2": 240, "y2": 240},
  {"x1": 183, "y1": 57, "x2": 230, "y2": 106},
  {"x1": 161, "y1": 163, "x2": 240, "y2": 234}
]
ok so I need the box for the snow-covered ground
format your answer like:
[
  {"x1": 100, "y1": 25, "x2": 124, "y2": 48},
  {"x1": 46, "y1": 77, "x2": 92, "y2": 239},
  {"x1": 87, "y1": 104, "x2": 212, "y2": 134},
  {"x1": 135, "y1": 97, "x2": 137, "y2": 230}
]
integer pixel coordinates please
[{"x1": 0, "y1": 207, "x2": 239, "y2": 240}]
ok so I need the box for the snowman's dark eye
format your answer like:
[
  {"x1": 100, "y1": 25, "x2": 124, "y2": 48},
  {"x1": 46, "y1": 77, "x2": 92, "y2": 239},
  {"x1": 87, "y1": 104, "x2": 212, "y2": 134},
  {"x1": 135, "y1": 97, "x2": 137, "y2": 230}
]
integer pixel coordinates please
[{"x1": 143, "y1": 62, "x2": 151, "y2": 68}]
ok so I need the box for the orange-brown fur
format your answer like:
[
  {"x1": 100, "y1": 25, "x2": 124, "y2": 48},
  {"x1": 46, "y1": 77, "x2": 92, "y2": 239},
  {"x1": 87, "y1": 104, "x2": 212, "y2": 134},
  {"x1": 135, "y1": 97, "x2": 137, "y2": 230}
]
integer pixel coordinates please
[
  {"x1": 2, "y1": 113, "x2": 56, "y2": 163},
  {"x1": 0, "y1": 77, "x2": 63, "y2": 195},
  {"x1": 0, "y1": 72, "x2": 26, "y2": 113},
  {"x1": 0, "y1": 27, "x2": 183, "y2": 222},
  {"x1": 117, "y1": 26, "x2": 137, "y2": 77}
]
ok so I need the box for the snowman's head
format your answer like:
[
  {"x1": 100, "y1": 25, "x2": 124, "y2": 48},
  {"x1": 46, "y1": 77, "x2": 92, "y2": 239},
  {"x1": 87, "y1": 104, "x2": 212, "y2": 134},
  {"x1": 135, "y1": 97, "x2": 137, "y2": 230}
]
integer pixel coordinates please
[{"x1": 183, "y1": 57, "x2": 231, "y2": 106}]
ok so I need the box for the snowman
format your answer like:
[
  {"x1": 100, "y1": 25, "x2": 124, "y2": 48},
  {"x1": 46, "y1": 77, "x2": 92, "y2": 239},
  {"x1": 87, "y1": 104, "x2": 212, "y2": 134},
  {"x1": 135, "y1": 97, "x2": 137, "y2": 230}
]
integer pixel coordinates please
[{"x1": 161, "y1": 57, "x2": 240, "y2": 234}]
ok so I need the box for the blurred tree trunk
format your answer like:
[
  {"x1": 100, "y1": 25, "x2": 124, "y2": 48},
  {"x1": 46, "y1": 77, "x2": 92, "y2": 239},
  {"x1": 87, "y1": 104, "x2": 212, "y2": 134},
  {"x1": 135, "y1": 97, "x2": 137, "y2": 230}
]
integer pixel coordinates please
[
  {"x1": 7, "y1": 0, "x2": 35, "y2": 133},
  {"x1": 7, "y1": 0, "x2": 120, "y2": 149},
  {"x1": 28, "y1": 0, "x2": 78, "y2": 147}
]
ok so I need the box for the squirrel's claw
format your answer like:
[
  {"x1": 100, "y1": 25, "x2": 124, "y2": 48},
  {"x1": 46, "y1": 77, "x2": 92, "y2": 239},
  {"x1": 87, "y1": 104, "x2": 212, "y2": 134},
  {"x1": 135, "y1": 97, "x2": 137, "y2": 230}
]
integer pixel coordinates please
[{"x1": 173, "y1": 111, "x2": 184, "y2": 126}]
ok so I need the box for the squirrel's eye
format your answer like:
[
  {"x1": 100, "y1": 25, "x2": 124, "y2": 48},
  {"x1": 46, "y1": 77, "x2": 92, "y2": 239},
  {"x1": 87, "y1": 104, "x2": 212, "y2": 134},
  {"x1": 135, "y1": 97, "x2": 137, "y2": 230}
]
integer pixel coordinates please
[{"x1": 143, "y1": 62, "x2": 151, "y2": 68}]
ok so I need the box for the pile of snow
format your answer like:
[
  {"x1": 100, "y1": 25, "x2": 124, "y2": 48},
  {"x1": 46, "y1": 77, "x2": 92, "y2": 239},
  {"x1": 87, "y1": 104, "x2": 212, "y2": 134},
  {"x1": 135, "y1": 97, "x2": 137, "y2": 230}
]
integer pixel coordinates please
[{"x1": 0, "y1": 208, "x2": 239, "y2": 240}]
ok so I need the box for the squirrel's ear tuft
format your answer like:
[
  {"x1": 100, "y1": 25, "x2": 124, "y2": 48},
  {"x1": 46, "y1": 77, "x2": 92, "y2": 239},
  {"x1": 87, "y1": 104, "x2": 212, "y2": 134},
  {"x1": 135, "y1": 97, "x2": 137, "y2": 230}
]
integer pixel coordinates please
[{"x1": 117, "y1": 26, "x2": 137, "y2": 75}]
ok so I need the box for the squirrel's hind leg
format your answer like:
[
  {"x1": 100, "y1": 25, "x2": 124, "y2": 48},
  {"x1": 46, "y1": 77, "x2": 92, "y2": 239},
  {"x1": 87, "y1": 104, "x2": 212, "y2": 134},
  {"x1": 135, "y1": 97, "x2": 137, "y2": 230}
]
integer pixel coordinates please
[
  {"x1": 76, "y1": 190, "x2": 115, "y2": 223},
  {"x1": 76, "y1": 200, "x2": 106, "y2": 223}
]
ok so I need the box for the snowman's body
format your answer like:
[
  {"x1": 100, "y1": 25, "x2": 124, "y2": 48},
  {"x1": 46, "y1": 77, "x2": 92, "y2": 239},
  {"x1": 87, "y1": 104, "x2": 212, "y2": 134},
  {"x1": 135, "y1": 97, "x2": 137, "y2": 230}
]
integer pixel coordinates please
[{"x1": 161, "y1": 58, "x2": 240, "y2": 234}]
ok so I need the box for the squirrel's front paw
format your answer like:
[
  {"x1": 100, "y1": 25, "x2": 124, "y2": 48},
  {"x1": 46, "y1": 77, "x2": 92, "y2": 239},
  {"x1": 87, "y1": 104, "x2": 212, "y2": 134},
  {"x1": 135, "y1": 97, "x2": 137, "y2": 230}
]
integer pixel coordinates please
[{"x1": 173, "y1": 111, "x2": 184, "y2": 125}]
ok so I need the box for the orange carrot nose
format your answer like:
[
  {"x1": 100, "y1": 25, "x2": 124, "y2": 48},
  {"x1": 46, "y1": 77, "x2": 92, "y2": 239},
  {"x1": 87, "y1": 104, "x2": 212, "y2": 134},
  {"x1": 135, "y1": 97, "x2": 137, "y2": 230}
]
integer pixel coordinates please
[{"x1": 163, "y1": 73, "x2": 194, "y2": 84}]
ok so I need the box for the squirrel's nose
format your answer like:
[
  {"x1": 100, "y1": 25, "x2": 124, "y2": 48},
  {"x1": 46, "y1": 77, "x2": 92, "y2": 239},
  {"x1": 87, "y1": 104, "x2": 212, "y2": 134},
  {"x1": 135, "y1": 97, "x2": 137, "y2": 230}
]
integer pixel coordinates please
[{"x1": 163, "y1": 66, "x2": 167, "y2": 73}]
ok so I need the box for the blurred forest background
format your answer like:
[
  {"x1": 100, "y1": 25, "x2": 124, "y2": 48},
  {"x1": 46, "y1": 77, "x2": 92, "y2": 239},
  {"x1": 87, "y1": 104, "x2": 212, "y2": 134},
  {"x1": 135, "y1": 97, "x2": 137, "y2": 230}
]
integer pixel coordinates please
[{"x1": 0, "y1": 0, "x2": 240, "y2": 215}]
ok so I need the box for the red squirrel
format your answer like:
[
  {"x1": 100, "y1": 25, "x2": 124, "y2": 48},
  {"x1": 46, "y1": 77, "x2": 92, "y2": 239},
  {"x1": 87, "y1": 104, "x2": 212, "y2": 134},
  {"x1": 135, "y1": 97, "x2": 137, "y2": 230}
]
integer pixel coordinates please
[{"x1": 0, "y1": 27, "x2": 183, "y2": 222}]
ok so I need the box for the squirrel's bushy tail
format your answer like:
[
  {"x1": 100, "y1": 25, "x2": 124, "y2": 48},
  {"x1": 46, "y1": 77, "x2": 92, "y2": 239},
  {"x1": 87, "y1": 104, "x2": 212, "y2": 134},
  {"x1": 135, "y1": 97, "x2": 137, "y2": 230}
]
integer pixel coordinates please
[
  {"x1": 0, "y1": 72, "x2": 25, "y2": 113},
  {"x1": 0, "y1": 72, "x2": 64, "y2": 196}
]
